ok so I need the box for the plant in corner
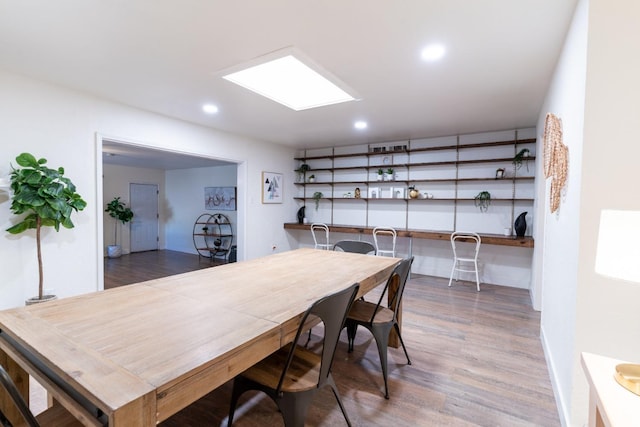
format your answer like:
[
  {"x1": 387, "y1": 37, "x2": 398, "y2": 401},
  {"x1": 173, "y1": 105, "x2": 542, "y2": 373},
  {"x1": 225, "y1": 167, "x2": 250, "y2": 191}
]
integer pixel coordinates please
[
  {"x1": 313, "y1": 191, "x2": 323, "y2": 211},
  {"x1": 474, "y1": 191, "x2": 491, "y2": 212},
  {"x1": 105, "y1": 196, "x2": 134, "y2": 258},
  {"x1": 6, "y1": 152, "x2": 87, "y2": 304}
]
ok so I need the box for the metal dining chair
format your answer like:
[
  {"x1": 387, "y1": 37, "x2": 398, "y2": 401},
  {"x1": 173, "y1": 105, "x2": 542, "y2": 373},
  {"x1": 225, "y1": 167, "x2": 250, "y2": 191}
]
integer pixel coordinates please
[
  {"x1": 0, "y1": 364, "x2": 83, "y2": 427},
  {"x1": 311, "y1": 223, "x2": 331, "y2": 250},
  {"x1": 373, "y1": 226, "x2": 397, "y2": 257},
  {"x1": 448, "y1": 231, "x2": 482, "y2": 291},
  {"x1": 345, "y1": 257, "x2": 413, "y2": 399},
  {"x1": 333, "y1": 240, "x2": 375, "y2": 255},
  {"x1": 228, "y1": 283, "x2": 360, "y2": 427}
]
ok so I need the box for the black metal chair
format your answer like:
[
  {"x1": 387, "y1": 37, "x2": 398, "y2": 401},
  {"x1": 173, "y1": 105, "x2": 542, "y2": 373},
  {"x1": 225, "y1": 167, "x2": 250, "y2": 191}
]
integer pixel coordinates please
[
  {"x1": 333, "y1": 240, "x2": 375, "y2": 255},
  {"x1": 345, "y1": 257, "x2": 414, "y2": 399},
  {"x1": 227, "y1": 283, "x2": 360, "y2": 427},
  {"x1": 0, "y1": 364, "x2": 82, "y2": 427}
]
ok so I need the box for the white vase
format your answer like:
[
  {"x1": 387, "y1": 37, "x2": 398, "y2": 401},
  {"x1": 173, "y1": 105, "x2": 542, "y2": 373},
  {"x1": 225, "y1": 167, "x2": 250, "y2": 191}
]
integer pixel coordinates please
[{"x1": 107, "y1": 245, "x2": 122, "y2": 258}]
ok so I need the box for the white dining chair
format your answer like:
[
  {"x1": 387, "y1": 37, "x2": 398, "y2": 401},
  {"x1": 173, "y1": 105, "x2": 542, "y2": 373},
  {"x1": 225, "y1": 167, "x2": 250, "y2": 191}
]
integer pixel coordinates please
[
  {"x1": 373, "y1": 226, "x2": 397, "y2": 257},
  {"x1": 311, "y1": 223, "x2": 331, "y2": 250},
  {"x1": 448, "y1": 231, "x2": 481, "y2": 291}
]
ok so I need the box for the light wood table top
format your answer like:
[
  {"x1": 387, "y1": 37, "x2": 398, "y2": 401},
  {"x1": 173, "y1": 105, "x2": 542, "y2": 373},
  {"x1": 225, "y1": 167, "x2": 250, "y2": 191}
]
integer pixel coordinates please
[{"x1": 0, "y1": 248, "x2": 399, "y2": 426}]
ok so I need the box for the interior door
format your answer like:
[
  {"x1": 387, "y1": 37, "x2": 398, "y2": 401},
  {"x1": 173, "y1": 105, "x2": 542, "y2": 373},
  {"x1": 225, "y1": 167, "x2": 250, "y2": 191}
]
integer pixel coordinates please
[{"x1": 130, "y1": 183, "x2": 159, "y2": 252}]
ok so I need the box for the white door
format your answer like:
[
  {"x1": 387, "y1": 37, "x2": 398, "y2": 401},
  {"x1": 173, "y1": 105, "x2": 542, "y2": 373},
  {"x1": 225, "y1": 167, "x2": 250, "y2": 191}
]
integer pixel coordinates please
[{"x1": 130, "y1": 183, "x2": 159, "y2": 252}]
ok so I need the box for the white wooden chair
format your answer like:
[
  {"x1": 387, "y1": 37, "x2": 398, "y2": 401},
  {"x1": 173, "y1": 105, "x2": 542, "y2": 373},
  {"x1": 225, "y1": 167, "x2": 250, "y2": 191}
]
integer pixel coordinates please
[
  {"x1": 373, "y1": 226, "x2": 397, "y2": 257},
  {"x1": 311, "y1": 223, "x2": 331, "y2": 250},
  {"x1": 448, "y1": 231, "x2": 481, "y2": 291}
]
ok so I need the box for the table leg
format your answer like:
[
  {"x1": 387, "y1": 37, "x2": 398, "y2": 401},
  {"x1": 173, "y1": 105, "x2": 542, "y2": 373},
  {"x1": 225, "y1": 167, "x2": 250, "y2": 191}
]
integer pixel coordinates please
[{"x1": 0, "y1": 348, "x2": 29, "y2": 426}]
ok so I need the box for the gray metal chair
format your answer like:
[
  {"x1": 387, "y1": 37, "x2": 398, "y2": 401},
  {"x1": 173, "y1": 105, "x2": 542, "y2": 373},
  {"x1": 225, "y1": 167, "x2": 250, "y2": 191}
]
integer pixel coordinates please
[
  {"x1": 228, "y1": 283, "x2": 360, "y2": 427},
  {"x1": 345, "y1": 257, "x2": 414, "y2": 399},
  {"x1": 333, "y1": 240, "x2": 375, "y2": 255},
  {"x1": 0, "y1": 364, "x2": 82, "y2": 427}
]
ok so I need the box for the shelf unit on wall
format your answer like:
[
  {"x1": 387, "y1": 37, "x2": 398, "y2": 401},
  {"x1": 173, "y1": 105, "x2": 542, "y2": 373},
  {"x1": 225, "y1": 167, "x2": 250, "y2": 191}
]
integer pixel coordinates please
[
  {"x1": 192, "y1": 213, "x2": 234, "y2": 260},
  {"x1": 293, "y1": 134, "x2": 536, "y2": 235}
]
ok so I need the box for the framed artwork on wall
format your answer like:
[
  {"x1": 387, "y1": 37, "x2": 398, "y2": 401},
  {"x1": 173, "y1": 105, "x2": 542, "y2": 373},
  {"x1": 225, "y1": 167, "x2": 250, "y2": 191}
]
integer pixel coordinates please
[
  {"x1": 205, "y1": 187, "x2": 236, "y2": 211},
  {"x1": 262, "y1": 172, "x2": 283, "y2": 204}
]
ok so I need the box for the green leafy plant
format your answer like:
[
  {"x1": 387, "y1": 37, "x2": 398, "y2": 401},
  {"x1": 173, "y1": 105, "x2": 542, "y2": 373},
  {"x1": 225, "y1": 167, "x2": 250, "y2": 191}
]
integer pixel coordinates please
[
  {"x1": 295, "y1": 163, "x2": 310, "y2": 181},
  {"x1": 474, "y1": 191, "x2": 491, "y2": 212},
  {"x1": 313, "y1": 191, "x2": 323, "y2": 210},
  {"x1": 105, "y1": 196, "x2": 134, "y2": 246},
  {"x1": 513, "y1": 148, "x2": 531, "y2": 170},
  {"x1": 377, "y1": 168, "x2": 384, "y2": 175},
  {"x1": 386, "y1": 168, "x2": 394, "y2": 175},
  {"x1": 6, "y1": 152, "x2": 87, "y2": 301}
]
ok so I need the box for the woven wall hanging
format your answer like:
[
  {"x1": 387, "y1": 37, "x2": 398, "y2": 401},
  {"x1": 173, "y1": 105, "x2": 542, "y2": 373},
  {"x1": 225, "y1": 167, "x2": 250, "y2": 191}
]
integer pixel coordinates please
[{"x1": 543, "y1": 113, "x2": 568, "y2": 213}]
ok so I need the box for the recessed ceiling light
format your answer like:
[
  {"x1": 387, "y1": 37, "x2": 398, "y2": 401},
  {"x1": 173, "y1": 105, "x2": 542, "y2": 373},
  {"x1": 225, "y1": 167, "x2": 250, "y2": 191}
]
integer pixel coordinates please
[
  {"x1": 421, "y1": 43, "x2": 446, "y2": 62},
  {"x1": 354, "y1": 121, "x2": 368, "y2": 130},
  {"x1": 222, "y1": 53, "x2": 357, "y2": 111},
  {"x1": 203, "y1": 104, "x2": 219, "y2": 114}
]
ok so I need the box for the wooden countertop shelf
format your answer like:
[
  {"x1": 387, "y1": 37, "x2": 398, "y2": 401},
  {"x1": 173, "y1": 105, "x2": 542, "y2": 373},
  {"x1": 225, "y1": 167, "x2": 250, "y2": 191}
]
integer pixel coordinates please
[{"x1": 284, "y1": 223, "x2": 534, "y2": 248}]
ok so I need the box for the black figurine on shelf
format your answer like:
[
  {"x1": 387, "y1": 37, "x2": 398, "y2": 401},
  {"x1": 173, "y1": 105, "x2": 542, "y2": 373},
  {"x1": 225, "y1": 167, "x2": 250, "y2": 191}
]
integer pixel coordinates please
[
  {"x1": 514, "y1": 212, "x2": 527, "y2": 237},
  {"x1": 297, "y1": 206, "x2": 306, "y2": 224}
]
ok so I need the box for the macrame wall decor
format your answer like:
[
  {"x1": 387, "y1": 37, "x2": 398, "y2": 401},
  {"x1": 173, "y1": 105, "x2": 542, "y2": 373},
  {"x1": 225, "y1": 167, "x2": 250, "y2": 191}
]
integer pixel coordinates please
[{"x1": 543, "y1": 113, "x2": 568, "y2": 213}]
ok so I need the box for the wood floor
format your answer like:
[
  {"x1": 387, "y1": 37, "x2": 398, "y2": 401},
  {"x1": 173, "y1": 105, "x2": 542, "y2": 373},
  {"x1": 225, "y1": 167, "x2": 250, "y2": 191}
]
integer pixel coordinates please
[{"x1": 39, "y1": 250, "x2": 560, "y2": 426}]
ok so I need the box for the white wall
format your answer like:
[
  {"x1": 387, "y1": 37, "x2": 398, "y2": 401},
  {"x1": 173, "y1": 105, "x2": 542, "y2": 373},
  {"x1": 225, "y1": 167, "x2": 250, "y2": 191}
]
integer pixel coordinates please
[
  {"x1": 103, "y1": 164, "x2": 166, "y2": 254},
  {"x1": 533, "y1": 0, "x2": 588, "y2": 424},
  {"x1": 0, "y1": 70, "x2": 296, "y2": 309},
  {"x1": 165, "y1": 164, "x2": 238, "y2": 254}
]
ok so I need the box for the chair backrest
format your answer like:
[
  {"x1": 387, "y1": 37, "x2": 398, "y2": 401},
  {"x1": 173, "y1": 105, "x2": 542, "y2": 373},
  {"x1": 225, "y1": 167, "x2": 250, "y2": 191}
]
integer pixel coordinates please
[
  {"x1": 450, "y1": 231, "x2": 481, "y2": 260},
  {"x1": 373, "y1": 226, "x2": 397, "y2": 257},
  {"x1": 277, "y1": 283, "x2": 360, "y2": 393},
  {"x1": 333, "y1": 240, "x2": 375, "y2": 255},
  {"x1": 368, "y1": 257, "x2": 414, "y2": 324},
  {"x1": 310, "y1": 223, "x2": 330, "y2": 250},
  {"x1": 0, "y1": 364, "x2": 39, "y2": 427}
]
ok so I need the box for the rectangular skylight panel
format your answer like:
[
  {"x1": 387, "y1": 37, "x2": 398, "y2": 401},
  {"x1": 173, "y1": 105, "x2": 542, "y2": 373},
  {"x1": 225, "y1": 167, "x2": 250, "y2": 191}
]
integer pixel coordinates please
[{"x1": 223, "y1": 55, "x2": 355, "y2": 111}]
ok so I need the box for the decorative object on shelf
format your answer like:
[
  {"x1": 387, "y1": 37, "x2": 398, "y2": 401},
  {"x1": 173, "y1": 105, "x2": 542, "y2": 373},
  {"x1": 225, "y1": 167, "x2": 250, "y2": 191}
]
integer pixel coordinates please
[
  {"x1": 474, "y1": 191, "x2": 491, "y2": 212},
  {"x1": 296, "y1": 206, "x2": 306, "y2": 224},
  {"x1": 368, "y1": 187, "x2": 379, "y2": 198},
  {"x1": 354, "y1": 187, "x2": 361, "y2": 198},
  {"x1": 377, "y1": 168, "x2": 384, "y2": 181},
  {"x1": 495, "y1": 168, "x2": 505, "y2": 179},
  {"x1": 262, "y1": 171, "x2": 283, "y2": 204},
  {"x1": 382, "y1": 155, "x2": 392, "y2": 165},
  {"x1": 408, "y1": 186, "x2": 419, "y2": 199},
  {"x1": 308, "y1": 174, "x2": 315, "y2": 183},
  {"x1": 513, "y1": 148, "x2": 531, "y2": 171},
  {"x1": 313, "y1": 191, "x2": 323, "y2": 210},
  {"x1": 295, "y1": 163, "x2": 310, "y2": 182},
  {"x1": 105, "y1": 196, "x2": 134, "y2": 258},
  {"x1": 514, "y1": 212, "x2": 527, "y2": 237},
  {"x1": 205, "y1": 186, "x2": 236, "y2": 211},
  {"x1": 503, "y1": 227, "x2": 512, "y2": 236},
  {"x1": 385, "y1": 168, "x2": 394, "y2": 181},
  {"x1": 543, "y1": 112, "x2": 568, "y2": 214},
  {"x1": 6, "y1": 152, "x2": 87, "y2": 304}
]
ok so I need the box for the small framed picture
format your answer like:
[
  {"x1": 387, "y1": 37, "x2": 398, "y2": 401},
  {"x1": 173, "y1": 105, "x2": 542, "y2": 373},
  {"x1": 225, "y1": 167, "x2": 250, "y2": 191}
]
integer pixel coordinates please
[
  {"x1": 368, "y1": 187, "x2": 379, "y2": 199},
  {"x1": 262, "y1": 172, "x2": 283, "y2": 204}
]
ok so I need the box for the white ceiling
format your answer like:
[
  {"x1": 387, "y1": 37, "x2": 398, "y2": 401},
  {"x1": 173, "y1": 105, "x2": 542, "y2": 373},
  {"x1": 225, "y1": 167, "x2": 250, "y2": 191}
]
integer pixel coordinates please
[{"x1": 0, "y1": 1, "x2": 578, "y2": 168}]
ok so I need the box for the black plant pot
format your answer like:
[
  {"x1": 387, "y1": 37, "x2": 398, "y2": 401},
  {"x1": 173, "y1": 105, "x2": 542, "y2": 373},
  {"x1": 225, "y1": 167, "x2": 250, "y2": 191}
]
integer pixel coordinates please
[{"x1": 514, "y1": 212, "x2": 527, "y2": 237}]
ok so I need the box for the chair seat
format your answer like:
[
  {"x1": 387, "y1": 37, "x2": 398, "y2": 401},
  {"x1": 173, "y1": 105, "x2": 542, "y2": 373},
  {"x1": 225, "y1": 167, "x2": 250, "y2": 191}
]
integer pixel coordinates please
[
  {"x1": 35, "y1": 403, "x2": 84, "y2": 427},
  {"x1": 347, "y1": 300, "x2": 394, "y2": 325},
  {"x1": 242, "y1": 343, "x2": 321, "y2": 393}
]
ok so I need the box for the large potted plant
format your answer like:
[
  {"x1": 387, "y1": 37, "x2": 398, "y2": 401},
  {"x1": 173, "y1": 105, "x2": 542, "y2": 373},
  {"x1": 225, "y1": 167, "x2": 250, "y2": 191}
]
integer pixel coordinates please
[
  {"x1": 6, "y1": 152, "x2": 87, "y2": 304},
  {"x1": 105, "y1": 196, "x2": 134, "y2": 258}
]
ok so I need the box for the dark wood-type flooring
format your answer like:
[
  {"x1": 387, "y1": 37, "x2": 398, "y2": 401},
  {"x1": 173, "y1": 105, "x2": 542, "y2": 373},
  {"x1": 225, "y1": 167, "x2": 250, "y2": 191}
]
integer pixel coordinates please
[{"x1": 104, "y1": 250, "x2": 559, "y2": 426}]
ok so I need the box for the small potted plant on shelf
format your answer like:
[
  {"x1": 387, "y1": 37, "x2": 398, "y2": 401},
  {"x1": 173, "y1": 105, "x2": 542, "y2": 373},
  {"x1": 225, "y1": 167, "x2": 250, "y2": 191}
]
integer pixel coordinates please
[
  {"x1": 513, "y1": 148, "x2": 531, "y2": 171},
  {"x1": 377, "y1": 168, "x2": 384, "y2": 181},
  {"x1": 474, "y1": 191, "x2": 491, "y2": 212},
  {"x1": 313, "y1": 191, "x2": 323, "y2": 210},
  {"x1": 495, "y1": 168, "x2": 505, "y2": 179},
  {"x1": 6, "y1": 152, "x2": 87, "y2": 304},
  {"x1": 308, "y1": 174, "x2": 315, "y2": 183},
  {"x1": 385, "y1": 168, "x2": 394, "y2": 181},
  {"x1": 295, "y1": 163, "x2": 310, "y2": 182},
  {"x1": 105, "y1": 196, "x2": 134, "y2": 258}
]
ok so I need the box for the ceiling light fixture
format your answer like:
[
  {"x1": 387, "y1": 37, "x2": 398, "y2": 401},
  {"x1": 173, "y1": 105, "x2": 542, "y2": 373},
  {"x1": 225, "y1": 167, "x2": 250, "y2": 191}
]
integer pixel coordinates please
[
  {"x1": 421, "y1": 43, "x2": 446, "y2": 62},
  {"x1": 202, "y1": 104, "x2": 219, "y2": 114},
  {"x1": 222, "y1": 50, "x2": 357, "y2": 111},
  {"x1": 354, "y1": 121, "x2": 368, "y2": 130}
]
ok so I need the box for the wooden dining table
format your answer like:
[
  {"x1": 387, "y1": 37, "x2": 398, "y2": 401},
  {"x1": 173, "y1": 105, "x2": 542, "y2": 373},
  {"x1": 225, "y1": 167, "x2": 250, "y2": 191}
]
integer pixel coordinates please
[{"x1": 0, "y1": 248, "x2": 399, "y2": 426}]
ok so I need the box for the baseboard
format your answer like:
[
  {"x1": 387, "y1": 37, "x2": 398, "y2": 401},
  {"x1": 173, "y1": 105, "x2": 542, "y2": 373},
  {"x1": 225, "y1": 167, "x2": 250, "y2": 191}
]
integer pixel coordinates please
[{"x1": 540, "y1": 326, "x2": 571, "y2": 427}]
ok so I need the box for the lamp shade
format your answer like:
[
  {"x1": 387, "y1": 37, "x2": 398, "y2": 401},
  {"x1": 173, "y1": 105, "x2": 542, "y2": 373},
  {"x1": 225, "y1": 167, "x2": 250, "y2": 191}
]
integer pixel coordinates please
[{"x1": 595, "y1": 209, "x2": 640, "y2": 283}]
